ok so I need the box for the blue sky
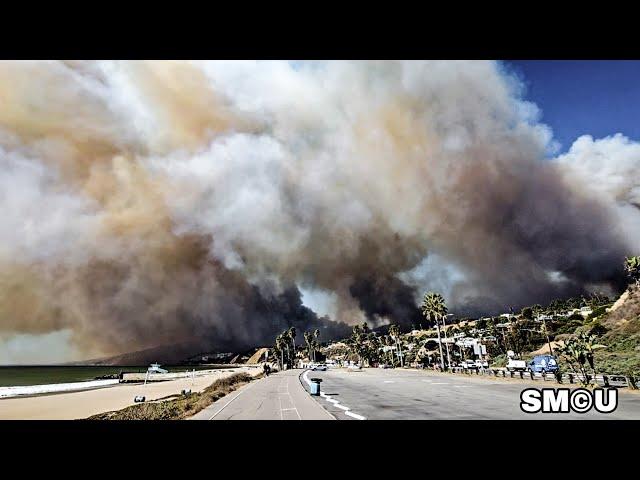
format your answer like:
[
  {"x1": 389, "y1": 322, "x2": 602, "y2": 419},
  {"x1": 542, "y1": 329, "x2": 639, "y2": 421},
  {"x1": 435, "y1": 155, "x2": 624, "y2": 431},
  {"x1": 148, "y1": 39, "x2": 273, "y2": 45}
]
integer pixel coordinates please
[{"x1": 505, "y1": 60, "x2": 640, "y2": 153}]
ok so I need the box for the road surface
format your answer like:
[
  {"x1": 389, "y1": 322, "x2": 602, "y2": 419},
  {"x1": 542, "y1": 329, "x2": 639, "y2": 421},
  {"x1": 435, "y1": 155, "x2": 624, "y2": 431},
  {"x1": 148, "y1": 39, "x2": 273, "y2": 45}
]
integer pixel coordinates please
[
  {"x1": 302, "y1": 368, "x2": 640, "y2": 420},
  {"x1": 189, "y1": 369, "x2": 334, "y2": 420}
]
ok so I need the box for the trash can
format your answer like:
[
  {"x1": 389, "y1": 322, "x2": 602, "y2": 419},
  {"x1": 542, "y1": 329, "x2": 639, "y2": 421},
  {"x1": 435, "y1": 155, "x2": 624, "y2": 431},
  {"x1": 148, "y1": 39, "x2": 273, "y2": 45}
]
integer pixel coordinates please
[{"x1": 310, "y1": 378, "x2": 322, "y2": 396}]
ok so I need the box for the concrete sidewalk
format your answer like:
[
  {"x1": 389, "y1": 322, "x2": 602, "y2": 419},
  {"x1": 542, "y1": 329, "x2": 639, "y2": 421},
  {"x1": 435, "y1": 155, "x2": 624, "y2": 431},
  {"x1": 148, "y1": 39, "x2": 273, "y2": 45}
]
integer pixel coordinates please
[{"x1": 188, "y1": 369, "x2": 334, "y2": 420}]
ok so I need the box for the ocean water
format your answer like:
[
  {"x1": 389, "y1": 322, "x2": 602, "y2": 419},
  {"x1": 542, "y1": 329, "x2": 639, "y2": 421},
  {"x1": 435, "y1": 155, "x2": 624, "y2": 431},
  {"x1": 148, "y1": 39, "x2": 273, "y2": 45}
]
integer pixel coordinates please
[{"x1": 0, "y1": 365, "x2": 221, "y2": 387}]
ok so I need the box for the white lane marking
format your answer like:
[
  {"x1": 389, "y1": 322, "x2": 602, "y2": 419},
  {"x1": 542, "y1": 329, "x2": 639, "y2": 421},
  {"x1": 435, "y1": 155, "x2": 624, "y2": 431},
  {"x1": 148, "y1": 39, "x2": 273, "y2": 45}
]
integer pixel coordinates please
[
  {"x1": 422, "y1": 380, "x2": 432, "y2": 383},
  {"x1": 298, "y1": 371, "x2": 336, "y2": 420},
  {"x1": 454, "y1": 385, "x2": 470, "y2": 388},
  {"x1": 302, "y1": 368, "x2": 367, "y2": 420},
  {"x1": 302, "y1": 370, "x2": 313, "y2": 387},
  {"x1": 208, "y1": 379, "x2": 258, "y2": 420},
  {"x1": 383, "y1": 381, "x2": 395, "y2": 383},
  {"x1": 431, "y1": 382, "x2": 449, "y2": 385},
  {"x1": 345, "y1": 410, "x2": 367, "y2": 420},
  {"x1": 278, "y1": 375, "x2": 302, "y2": 420}
]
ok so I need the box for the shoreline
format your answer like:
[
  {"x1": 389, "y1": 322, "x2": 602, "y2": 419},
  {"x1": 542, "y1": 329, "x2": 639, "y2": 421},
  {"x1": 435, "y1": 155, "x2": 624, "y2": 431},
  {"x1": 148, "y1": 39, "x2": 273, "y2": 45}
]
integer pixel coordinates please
[
  {"x1": 0, "y1": 366, "x2": 261, "y2": 420},
  {"x1": 0, "y1": 380, "x2": 121, "y2": 400}
]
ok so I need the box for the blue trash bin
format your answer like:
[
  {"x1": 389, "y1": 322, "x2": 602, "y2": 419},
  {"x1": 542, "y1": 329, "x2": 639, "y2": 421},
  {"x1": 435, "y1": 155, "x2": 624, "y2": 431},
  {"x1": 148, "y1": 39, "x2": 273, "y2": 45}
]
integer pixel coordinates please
[{"x1": 310, "y1": 378, "x2": 322, "y2": 396}]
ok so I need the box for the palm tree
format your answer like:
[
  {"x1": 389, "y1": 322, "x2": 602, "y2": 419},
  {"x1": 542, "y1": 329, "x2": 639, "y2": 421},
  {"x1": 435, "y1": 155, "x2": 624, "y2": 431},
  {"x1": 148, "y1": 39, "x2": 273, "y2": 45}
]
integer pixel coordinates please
[
  {"x1": 275, "y1": 334, "x2": 286, "y2": 370},
  {"x1": 348, "y1": 324, "x2": 364, "y2": 365},
  {"x1": 421, "y1": 292, "x2": 448, "y2": 370},
  {"x1": 304, "y1": 331, "x2": 313, "y2": 362},
  {"x1": 557, "y1": 332, "x2": 606, "y2": 387},
  {"x1": 313, "y1": 329, "x2": 321, "y2": 362},
  {"x1": 288, "y1": 327, "x2": 297, "y2": 366},
  {"x1": 388, "y1": 324, "x2": 404, "y2": 367}
]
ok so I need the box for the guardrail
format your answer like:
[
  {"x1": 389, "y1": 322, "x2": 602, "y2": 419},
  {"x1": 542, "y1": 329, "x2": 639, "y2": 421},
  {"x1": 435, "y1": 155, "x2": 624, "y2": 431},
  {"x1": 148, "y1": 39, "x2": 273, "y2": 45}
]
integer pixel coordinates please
[{"x1": 446, "y1": 366, "x2": 638, "y2": 389}]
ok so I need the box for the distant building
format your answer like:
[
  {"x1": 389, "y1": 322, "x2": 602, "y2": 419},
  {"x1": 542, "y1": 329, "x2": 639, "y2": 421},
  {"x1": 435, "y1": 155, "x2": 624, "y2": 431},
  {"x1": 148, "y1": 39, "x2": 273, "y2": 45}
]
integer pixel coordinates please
[{"x1": 580, "y1": 306, "x2": 593, "y2": 317}]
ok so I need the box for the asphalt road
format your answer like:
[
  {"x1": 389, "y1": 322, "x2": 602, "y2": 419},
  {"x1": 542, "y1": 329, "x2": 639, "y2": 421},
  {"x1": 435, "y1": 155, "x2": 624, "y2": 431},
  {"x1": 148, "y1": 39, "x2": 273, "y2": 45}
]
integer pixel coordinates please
[
  {"x1": 189, "y1": 369, "x2": 334, "y2": 420},
  {"x1": 302, "y1": 368, "x2": 640, "y2": 420}
]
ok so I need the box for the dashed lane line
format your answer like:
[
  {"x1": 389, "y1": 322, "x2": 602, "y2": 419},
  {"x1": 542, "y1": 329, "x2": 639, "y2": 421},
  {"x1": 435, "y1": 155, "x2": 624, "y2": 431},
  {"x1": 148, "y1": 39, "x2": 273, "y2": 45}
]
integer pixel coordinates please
[{"x1": 345, "y1": 410, "x2": 367, "y2": 420}]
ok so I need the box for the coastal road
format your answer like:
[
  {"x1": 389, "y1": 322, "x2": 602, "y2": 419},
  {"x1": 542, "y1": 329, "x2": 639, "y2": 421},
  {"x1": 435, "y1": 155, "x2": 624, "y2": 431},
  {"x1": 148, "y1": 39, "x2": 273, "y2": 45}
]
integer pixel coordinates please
[
  {"x1": 189, "y1": 369, "x2": 334, "y2": 420},
  {"x1": 303, "y1": 368, "x2": 640, "y2": 420}
]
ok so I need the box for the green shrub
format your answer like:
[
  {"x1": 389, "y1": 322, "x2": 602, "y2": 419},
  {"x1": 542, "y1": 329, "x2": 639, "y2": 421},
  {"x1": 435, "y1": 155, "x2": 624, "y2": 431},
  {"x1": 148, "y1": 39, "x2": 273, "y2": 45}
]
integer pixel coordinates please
[{"x1": 587, "y1": 305, "x2": 609, "y2": 320}]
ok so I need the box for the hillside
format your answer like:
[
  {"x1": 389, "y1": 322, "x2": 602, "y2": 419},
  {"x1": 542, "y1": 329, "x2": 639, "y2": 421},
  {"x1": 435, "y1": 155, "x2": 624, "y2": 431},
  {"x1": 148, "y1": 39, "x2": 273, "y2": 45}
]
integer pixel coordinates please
[
  {"x1": 70, "y1": 341, "x2": 207, "y2": 366},
  {"x1": 596, "y1": 285, "x2": 640, "y2": 375}
]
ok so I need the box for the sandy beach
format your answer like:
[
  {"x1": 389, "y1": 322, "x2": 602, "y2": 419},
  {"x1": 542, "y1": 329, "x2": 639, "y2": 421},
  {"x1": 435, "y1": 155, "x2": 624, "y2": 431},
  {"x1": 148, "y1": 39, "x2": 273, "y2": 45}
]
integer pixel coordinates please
[{"x1": 0, "y1": 367, "x2": 261, "y2": 420}]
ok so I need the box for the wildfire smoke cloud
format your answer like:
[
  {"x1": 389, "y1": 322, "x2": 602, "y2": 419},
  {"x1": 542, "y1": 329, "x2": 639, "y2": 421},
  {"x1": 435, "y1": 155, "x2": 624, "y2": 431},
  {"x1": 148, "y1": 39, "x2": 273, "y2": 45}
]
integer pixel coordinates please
[{"x1": 0, "y1": 60, "x2": 638, "y2": 362}]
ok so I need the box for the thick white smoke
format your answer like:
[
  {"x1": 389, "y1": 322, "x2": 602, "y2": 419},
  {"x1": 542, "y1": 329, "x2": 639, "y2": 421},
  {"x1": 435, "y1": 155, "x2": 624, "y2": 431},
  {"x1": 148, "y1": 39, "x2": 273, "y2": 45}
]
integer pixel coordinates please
[{"x1": 0, "y1": 60, "x2": 638, "y2": 362}]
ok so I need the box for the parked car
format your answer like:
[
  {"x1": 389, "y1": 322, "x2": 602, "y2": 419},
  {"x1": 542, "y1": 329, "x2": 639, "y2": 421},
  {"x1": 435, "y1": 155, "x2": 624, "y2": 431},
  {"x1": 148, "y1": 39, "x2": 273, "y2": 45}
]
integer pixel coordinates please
[
  {"x1": 312, "y1": 364, "x2": 327, "y2": 371},
  {"x1": 462, "y1": 360, "x2": 478, "y2": 370},
  {"x1": 506, "y1": 358, "x2": 528, "y2": 372},
  {"x1": 528, "y1": 355, "x2": 559, "y2": 373},
  {"x1": 378, "y1": 364, "x2": 391, "y2": 369}
]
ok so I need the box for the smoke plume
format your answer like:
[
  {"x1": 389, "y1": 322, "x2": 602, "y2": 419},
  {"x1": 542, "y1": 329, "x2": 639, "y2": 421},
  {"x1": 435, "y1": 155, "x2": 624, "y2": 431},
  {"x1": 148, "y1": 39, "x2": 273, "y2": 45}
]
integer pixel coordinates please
[{"x1": 1, "y1": 60, "x2": 639, "y2": 362}]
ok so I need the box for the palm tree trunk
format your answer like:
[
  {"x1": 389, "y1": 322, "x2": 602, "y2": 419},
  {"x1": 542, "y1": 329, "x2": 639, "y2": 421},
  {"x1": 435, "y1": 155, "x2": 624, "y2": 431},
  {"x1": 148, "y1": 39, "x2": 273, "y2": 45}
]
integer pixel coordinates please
[
  {"x1": 435, "y1": 316, "x2": 445, "y2": 370},
  {"x1": 442, "y1": 315, "x2": 451, "y2": 367}
]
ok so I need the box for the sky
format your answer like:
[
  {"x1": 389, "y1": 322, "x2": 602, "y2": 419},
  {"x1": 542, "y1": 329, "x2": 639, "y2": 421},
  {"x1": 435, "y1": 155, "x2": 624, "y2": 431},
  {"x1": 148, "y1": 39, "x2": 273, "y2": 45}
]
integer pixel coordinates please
[{"x1": 506, "y1": 60, "x2": 640, "y2": 152}]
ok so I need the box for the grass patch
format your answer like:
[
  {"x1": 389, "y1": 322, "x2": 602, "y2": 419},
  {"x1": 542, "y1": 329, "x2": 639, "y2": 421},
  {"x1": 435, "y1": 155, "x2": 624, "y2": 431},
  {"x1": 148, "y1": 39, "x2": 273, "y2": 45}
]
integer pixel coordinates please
[{"x1": 87, "y1": 372, "x2": 258, "y2": 420}]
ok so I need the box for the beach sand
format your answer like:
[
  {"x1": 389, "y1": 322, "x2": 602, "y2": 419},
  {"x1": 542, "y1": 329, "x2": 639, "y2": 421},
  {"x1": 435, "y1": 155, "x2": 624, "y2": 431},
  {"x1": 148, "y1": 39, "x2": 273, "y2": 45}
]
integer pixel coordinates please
[{"x1": 0, "y1": 367, "x2": 260, "y2": 420}]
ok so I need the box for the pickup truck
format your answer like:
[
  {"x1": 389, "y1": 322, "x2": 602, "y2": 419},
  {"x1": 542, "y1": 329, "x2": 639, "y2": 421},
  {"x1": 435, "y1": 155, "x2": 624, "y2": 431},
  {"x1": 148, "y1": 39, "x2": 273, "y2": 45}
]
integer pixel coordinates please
[{"x1": 506, "y1": 359, "x2": 527, "y2": 372}]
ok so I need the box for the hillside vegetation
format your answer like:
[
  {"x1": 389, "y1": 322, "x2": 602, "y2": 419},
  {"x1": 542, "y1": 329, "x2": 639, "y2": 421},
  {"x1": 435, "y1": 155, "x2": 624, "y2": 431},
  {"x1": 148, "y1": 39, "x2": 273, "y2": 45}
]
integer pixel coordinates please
[
  {"x1": 596, "y1": 286, "x2": 640, "y2": 375},
  {"x1": 87, "y1": 372, "x2": 255, "y2": 420}
]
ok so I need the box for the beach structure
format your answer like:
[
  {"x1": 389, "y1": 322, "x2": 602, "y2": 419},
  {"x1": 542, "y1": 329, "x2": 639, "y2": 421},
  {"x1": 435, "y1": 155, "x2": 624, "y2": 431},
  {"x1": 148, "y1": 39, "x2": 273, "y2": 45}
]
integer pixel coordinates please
[{"x1": 147, "y1": 363, "x2": 168, "y2": 374}]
